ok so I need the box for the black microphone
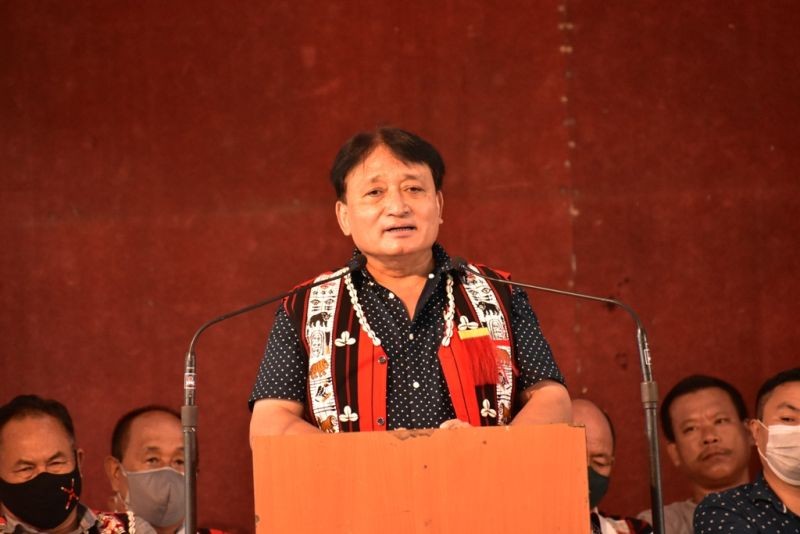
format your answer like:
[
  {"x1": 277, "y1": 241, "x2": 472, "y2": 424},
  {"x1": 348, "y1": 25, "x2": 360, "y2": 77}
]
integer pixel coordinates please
[
  {"x1": 450, "y1": 256, "x2": 646, "y2": 328},
  {"x1": 181, "y1": 253, "x2": 366, "y2": 533},
  {"x1": 450, "y1": 256, "x2": 665, "y2": 534}
]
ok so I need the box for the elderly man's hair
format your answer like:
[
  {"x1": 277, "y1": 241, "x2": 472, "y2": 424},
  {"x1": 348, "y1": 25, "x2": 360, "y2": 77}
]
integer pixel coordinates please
[
  {"x1": 0, "y1": 394, "x2": 76, "y2": 445},
  {"x1": 755, "y1": 367, "x2": 800, "y2": 420},
  {"x1": 330, "y1": 126, "x2": 445, "y2": 201},
  {"x1": 660, "y1": 374, "x2": 747, "y2": 442},
  {"x1": 110, "y1": 405, "x2": 181, "y2": 461}
]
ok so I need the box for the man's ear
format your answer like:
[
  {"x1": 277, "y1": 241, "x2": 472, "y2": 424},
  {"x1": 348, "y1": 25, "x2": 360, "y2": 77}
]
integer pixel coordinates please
[
  {"x1": 748, "y1": 418, "x2": 763, "y2": 444},
  {"x1": 436, "y1": 190, "x2": 444, "y2": 223},
  {"x1": 666, "y1": 441, "x2": 681, "y2": 468},
  {"x1": 744, "y1": 420, "x2": 756, "y2": 447},
  {"x1": 76, "y1": 448, "x2": 84, "y2": 474},
  {"x1": 335, "y1": 200, "x2": 351, "y2": 236},
  {"x1": 104, "y1": 455, "x2": 124, "y2": 493}
]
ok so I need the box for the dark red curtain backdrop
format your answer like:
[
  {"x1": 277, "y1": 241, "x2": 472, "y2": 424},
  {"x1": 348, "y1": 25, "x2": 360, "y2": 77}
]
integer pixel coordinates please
[{"x1": 2, "y1": 1, "x2": 798, "y2": 531}]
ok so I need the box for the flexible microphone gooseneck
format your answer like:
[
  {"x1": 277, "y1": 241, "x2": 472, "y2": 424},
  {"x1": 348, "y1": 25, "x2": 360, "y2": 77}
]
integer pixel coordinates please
[
  {"x1": 181, "y1": 254, "x2": 366, "y2": 533},
  {"x1": 450, "y1": 257, "x2": 665, "y2": 534}
]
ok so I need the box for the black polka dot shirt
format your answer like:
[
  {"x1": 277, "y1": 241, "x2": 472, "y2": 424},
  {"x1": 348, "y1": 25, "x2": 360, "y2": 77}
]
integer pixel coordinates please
[
  {"x1": 249, "y1": 244, "x2": 565, "y2": 430},
  {"x1": 694, "y1": 473, "x2": 800, "y2": 533}
]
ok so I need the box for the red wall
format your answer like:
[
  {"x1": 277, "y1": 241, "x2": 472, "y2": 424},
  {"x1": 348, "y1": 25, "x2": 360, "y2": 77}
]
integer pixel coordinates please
[{"x1": 2, "y1": 1, "x2": 798, "y2": 530}]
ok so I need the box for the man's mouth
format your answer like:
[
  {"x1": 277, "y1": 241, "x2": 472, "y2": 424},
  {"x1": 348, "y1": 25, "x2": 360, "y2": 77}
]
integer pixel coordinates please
[
  {"x1": 385, "y1": 225, "x2": 416, "y2": 233},
  {"x1": 700, "y1": 449, "x2": 731, "y2": 461}
]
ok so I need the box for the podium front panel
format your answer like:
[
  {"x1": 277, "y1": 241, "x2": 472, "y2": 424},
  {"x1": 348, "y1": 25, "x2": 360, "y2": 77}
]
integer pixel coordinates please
[{"x1": 252, "y1": 424, "x2": 588, "y2": 533}]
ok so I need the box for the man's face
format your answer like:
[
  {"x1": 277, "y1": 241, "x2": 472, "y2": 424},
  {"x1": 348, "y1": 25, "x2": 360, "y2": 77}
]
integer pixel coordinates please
[
  {"x1": 335, "y1": 144, "x2": 443, "y2": 265},
  {"x1": 572, "y1": 400, "x2": 614, "y2": 478},
  {"x1": 106, "y1": 411, "x2": 184, "y2": 500},
  {"x1": 666, "y1": 387, "x2": 752, "y2": 491},
  {"x1": 0, "y1": 414, "x2": 81, "y2": 527},
  {"x1": 0, "y1": 415, "x2": 76, "y2": 484},
  {"x1": 749, "y1": 380, "x2": 800, "y2": 472}
]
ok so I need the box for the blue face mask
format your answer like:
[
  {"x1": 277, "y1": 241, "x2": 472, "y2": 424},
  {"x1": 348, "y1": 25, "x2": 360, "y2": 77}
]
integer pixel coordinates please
[
  {"x1": 0, "y1": 465, "x2": 82, "y2": 530},
  {"x1": 588, "y1": 466, "x2": 610, "y2": 509}
]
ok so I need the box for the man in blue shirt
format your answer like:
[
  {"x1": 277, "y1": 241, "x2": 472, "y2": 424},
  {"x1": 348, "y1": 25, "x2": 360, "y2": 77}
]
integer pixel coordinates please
[{"x1": 695, "y1": 367, "x2": 800, "y2": 533}]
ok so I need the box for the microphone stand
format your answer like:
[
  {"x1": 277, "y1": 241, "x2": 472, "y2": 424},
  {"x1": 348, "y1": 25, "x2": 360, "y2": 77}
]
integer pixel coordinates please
[
  {"x1": 457, "y1": 263, "x2": 665, "y2": 534},
  {"x1": 181, "y1": 256, "x2": 365, "y2": 532}
]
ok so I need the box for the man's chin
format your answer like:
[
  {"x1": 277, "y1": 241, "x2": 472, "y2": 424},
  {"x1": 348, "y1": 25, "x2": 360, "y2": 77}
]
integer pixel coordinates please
[{"x1": 694, "y1": 465, "x2": 745, "y2": 488}]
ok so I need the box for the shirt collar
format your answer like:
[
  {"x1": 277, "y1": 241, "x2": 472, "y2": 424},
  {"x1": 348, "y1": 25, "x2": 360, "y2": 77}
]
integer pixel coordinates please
[
  {"x1": 350, "y1": 243, "x2": 454, "y2": 278},
  {"x1": 750, "y1": 472, "x2": 791, "y2": 515}
]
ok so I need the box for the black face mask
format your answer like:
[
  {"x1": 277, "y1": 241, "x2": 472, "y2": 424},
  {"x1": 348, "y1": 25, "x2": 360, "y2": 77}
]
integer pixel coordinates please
[
  {"x1": 0, "y1": 465, "x2": 82, "y2": 530},
  {"x1": 588, "y1": 466, "x2": 610, "y2": 509}
]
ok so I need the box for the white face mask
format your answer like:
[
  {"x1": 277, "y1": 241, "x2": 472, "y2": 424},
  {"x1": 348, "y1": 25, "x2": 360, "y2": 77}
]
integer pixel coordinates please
[
  {"x1": 119, "y1": 466, "x2": 185, "y2": 527},
  {"x1": 757, "y1": 421, "x2": 800, "y2": 486}
]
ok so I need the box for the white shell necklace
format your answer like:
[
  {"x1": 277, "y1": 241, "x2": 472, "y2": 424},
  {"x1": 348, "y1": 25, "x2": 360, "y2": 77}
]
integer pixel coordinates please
[{"x1": 344, "y1": 271, "x2": 456, "y2": 347}]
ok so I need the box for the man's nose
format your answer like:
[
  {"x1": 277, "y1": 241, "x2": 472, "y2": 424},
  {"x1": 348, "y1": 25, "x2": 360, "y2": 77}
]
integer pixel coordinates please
[
  {"x1": 701, "y1": 426, "x2": 720, "y2": 444},
  {"x1": 30, "y1": 464, "x2": 47, "y2": 478},
  {"x1": 384, "y1": 189, "x2": 410, "y2": 215}
]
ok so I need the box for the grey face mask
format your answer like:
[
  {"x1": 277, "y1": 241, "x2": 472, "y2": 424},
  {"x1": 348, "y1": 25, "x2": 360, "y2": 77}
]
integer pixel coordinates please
[{"x1": 121, "y1": 466, "x2": 185, "y2": 528}]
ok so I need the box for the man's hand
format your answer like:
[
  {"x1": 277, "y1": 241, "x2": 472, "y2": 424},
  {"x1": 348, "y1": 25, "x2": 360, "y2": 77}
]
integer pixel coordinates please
[{"x1": 439, "y1": 418, "x2": 471, "y2": 430}]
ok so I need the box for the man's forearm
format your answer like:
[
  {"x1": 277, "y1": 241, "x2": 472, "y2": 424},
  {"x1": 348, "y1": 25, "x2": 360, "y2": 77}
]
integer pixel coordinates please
[
  {"x1": 250, "y1": 399, "x2": 322, "y2": 445},
  {"x1": 511, "y1": 380, "x2": 571, "y2": 425}
]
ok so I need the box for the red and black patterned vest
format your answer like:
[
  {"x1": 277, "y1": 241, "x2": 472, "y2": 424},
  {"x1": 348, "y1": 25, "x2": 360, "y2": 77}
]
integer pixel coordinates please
[{"x1": 284, "y1": 263, "x2": 520, "y2": 432}]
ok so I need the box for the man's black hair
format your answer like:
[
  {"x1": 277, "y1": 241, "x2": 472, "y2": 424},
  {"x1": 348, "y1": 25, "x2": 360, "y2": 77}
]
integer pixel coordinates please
[
  {"x1": 660, "y1": 374, "x2": 747, "y2": 442},
  {"x1": 330, "y1": 126, "x2": 445, "y2": 201},
  {"x1": 0, "y1": 394, "x2": 76, "y2": 444},
  {"x1": 755, "y1": 367, "x2": 800, "y2": 420},
  {"x1": 110, "y1": 405, "x2": 181, "y2": 461}
]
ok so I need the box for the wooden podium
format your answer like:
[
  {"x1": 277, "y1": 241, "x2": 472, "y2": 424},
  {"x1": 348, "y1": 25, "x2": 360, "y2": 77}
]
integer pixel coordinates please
[{"x1": 252, "y1": 424, "x2": 588, "y2": 533}]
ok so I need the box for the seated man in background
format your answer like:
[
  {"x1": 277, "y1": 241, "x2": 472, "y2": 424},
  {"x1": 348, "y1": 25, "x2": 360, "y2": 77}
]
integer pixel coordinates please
[
  {"x1": 572, "y1": 398, "x2": 653, "y2": 534},
  {"x1": 638, "y1": 375, "x2": 752, "y2": 533},
  {"x1": 695, "y1": 367, "x2": 800, "y2": 532},
  {"x1": 104, "y1": 406, "x2": 225, "y2": 534},
  {"x1": 0, "y1": 394, "x2": 137, "y2": 533},
  {"x1": 104, "y1": 406, "x2": 184, "y2": 533}
]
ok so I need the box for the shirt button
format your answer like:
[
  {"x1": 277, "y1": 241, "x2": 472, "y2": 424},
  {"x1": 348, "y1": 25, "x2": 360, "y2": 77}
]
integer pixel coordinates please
[
  {"x1": 413, "y1": 381, "x2": 420, "y2": 389},
  {"x1": 387, "y1": 292, "x2": 395, "y2": 299},
  {"x1": 408, "y1": 333, "x2": 414, "y2": 340},
  {"x1": 377, "y1": 417, "x2": 385, "y2": 426},
  {"x1": 378, "y1": 356, "x2": 387, "y2": 364}
]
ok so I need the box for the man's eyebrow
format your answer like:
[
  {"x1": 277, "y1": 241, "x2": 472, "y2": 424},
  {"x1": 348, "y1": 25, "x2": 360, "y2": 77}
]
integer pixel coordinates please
[
  {"x1": 775, "y1": 401, "x2": 799, "y2": 412},
  {"x1": 47, "y1": 451, "x2": 69, "y2": 462},
  {"x1": 13, "y1": 451, "x2": 68, "y2": 468}
]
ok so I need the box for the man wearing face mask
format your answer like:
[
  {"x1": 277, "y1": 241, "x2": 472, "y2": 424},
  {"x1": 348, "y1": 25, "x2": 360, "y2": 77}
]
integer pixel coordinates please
[
  {"x1": 104, "y1": 406, "x2": 225, "y2": 534},
  {"x1": 694, "y1": 367, "x2": 800, "y2": 533},
  {"x1": 639, "y1": 374, "x2": 753, "y2": 533},
  {"x1": 0, "y1": 394, "x2": 137, "y2": 533},
  {"x1": 572, "y1": 399, "x2": 653, "y2": 534}
]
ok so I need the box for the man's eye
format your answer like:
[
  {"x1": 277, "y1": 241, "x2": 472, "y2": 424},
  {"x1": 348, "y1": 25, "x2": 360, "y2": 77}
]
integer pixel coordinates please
[
  {"x1": 682, "y1": 426, "x2": 696, "y2": 434},
  {"x1": 145, "y1": 457, "x2": 161, "y2": 465},
  {"x1": 15, "y1": 466, "x2": 33, "y2": 473},
  {"x1": 365, "y1": 189, "x2": 382, "y2": 197},
  {"x1": 780, "y1": 416, "x2": 797, "y2": 423},
  {"x1": 715, "y1": 417, "x2": 730, "y2": 424}
]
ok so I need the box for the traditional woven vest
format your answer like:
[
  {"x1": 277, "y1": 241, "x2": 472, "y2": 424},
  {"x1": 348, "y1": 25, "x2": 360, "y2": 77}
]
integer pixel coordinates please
[{"x1": 284, "y1": 263, "x2": 519, "y2": 432}]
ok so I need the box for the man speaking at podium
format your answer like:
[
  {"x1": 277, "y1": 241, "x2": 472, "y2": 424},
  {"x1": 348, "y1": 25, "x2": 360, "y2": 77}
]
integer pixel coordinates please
[{"x1": 248, "y1": 127, "x2": 571, "y2": 436}]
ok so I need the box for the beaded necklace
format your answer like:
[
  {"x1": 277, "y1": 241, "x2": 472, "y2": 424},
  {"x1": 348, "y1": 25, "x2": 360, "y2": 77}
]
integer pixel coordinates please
[{"x1": 344, "y1": 272, "x2": 456, "y2": 347}]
